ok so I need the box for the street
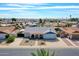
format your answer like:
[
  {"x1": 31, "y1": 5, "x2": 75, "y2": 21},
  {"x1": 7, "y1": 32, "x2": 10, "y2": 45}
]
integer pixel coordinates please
[{"x1": 0, "y1": 48, "x2": 79, "y2": 56}]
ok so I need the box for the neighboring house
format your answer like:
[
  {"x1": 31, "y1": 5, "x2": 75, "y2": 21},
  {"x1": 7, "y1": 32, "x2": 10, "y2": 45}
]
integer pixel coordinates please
[
  {"x1": 0, "y1": 26, "x2": 16, "y2": 40},
  {"x1": 26, "y1": 22, "x2": 37, "y2": 27},
  {"x1": 0, "y1": 23, "x2": 14, "y2": 27},
  {"x1": 60, "y1": 27, "x2": 79, "y2": 39},
  {"x1": 72, "y1": 25, "x2": 77, "y2": 28},
  {"x1": 23, "y1": 27, "x2": 57, "y2": 40},
  {"x1": 72, "y1": 23, "x2": 79, "y2": 28},
  {"x1": 77, "y1": 23, "x2": 79, "y2": 28},
  {"x1": 0, "y1": 32, "x2": 6, "y2": 40}
]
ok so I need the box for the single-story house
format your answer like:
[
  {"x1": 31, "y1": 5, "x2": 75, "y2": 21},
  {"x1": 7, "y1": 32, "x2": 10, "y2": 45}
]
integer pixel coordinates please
[
  {"x1": 60, "y1": 27, "x2": 79, "y2": 39},
  {"x1": 72, "y1": 23, "x2": 79, "y2": 28},
  {"x1": 26, "y1": 22, "x2": 37, "y2": 27},
  {"x1": 0, "y1": 26, "x2": 16, "y2": 40},
  {"x1": 0, "y1": 32, "x2": 7, "y2": 40},
  {"x1": 22, "y1": 27, "x2": 57, "y2": 40}
]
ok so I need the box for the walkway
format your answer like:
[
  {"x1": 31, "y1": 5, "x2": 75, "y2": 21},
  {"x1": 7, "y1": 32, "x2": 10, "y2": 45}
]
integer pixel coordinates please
[
  {"x1": 69, "y1": 39, "x2": 79, "y2": 47},
  {"x1": 58, "y1": 38, "x2": 76, "y2": 47},
  {"x1": 9, "y1": 38, "x2": 23, "y2": 46}
]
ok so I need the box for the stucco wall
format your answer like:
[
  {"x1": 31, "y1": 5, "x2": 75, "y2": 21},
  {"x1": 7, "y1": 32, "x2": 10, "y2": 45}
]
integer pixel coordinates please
[{"x1": 24, "y1": 33, "x2": 30, "y2": 38}]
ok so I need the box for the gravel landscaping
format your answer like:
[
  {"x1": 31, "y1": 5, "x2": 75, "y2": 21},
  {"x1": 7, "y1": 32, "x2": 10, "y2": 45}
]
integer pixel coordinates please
[{"x1": 20, "y1": 40, "x2": 35, "y2": 46}]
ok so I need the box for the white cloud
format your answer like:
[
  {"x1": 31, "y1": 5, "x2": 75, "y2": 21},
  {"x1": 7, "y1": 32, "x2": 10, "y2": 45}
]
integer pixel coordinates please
[
  {"x1": 0, "y1": 0, "x2": 78, "y2": 3},
  {"x1": 7, "y1": 3, "x2": 22, "y2": 7},
  {"x1": 0, "y1": 5, "x2": 79, "y2": 10},
  {"x1": 0, "y1": 8, "x2": 29, "y2": 10},
  {"x1": 0, "y1": 4, "x2": 79, "y2": 18},
  {"x1": 66, "y1": 10, "x2": 79, "y2": 12},
  {"x1": 34, "y1": 6, "x2": 79, "y2": 9},
  {"x1": 6, "y1": 3, "x2": 35, "y2": 8},
  {"x1": 0, "y1": 9, "x2": 41, "y2": 18}
]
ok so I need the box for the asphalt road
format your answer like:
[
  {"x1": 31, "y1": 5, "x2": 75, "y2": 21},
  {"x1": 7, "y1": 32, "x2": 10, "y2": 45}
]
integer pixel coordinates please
[{"x1": 0, "y1": 48, "x2": 79, "y2": 56}]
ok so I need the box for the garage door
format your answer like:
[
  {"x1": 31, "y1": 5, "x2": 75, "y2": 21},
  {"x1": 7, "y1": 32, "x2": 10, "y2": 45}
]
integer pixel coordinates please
[
  {"x1": 17, "y1": 34, "x2": 24, "y2": 37},
  {"x1": 43, "y1": 34, "x2": 56, "y2": 40}
]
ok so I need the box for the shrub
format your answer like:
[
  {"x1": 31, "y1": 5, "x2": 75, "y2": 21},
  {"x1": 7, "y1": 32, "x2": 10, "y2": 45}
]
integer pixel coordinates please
[
  {"x1": 5, "y1": 34, "x2": 9, "y2": 39},
  {"x1": 31, "y1": 49, "x2": 55, "y2": 56},
  {"x1": 6, "y1": 35, "x2": 16, "y2": 43}
]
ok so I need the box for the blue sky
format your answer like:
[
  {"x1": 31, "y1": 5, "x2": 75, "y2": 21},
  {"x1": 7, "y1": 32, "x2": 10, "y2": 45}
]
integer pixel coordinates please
[{"x1": 0, "y1": 3, "x2": 79, "y2": 18}]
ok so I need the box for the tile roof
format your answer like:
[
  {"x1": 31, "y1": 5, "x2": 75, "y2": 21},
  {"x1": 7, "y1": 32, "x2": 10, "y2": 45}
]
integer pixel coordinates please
[
  {"x1": 0, "y1": 26, "x2": 15, "y2": 34},
  {"x1": 60, "y1": 27, "x2": 79, "y2": 34},
  {"x1": 24, "y1": 27, "x2": 56, "y2": 34}
]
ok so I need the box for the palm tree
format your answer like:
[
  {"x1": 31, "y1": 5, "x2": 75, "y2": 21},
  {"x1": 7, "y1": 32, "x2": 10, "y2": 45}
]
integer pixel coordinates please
[
  {"x1": 69, "y1": 14, "x2": 72, "y2": 19},
  {"x1": 41, "y1": 20, "x2": 46, "y2": 27},
  {"x1": 0, "y1": 19, "x2": 2, "y2": 27},
  {"x1": 39, "y1": 19, "x2": 42, "y2": 27},
  {"x1": 39, "y1": 19, "x2": 42, "y2": 23},
  {"x1": 31, "y1": 49, "x2": 55, "y2": 56},
  {"x1": 15, "y1": 23, "x2": 21, "y2": 30}
]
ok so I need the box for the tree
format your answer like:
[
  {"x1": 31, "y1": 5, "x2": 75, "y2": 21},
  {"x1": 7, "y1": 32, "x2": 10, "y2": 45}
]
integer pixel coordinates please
[
  {"x1": 31, "y1": 49, "x2": 55, "y2": 56},
  {"x1": 69, "y1": 14, "x2": 72, "y2": 19},
  {"x1": 69, "y1": 18, "x2": 78, "y2": 22},
  {"x1": 15, "y1": 23, "x2": 21, "y2": 30},
  {"x1": 0, "y1": 19, "x2": 2, "y2": 27},
  {"x1": 39, "y1": 19, "x2": 42, "y2": 23},
  {"x1": 12, "y1": 18, "x2": 16, "y2": 23},
  {"x1": 41, "y1": 20, "x2": 46, "y2": 27},
  {"x1": 20, "y1": 23, "x2": 25, "y2": 29},
  {"x1": 65, "y1": 23, "x2": 72, "y2": 27},
  {"x1": 6, "y1": 35, "x2": 16, "y2": 43},
  {"x1": 38, "y1": 19, "x2": 43, "y2": 27}
]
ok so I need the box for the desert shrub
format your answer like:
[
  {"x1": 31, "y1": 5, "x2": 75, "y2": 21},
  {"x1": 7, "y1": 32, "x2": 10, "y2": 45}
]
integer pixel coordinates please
[
  {"x1": 5, "y1": 34, "x2": 9, "y2": 39},
  {"x1": 6, "y1": 35, "x2": 16, "y2": 43},
  {"x1": 31, "y1": 49, "x2": 55, "y2": 56}
]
